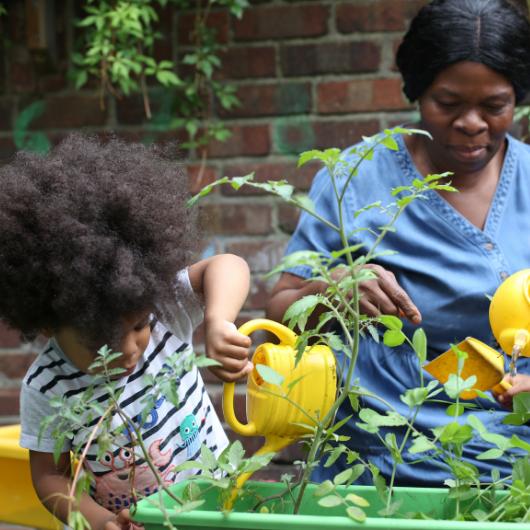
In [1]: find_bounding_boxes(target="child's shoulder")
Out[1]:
[23,340,86,393]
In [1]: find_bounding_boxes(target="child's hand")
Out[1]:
[495,374,530,409]
[103,509,143,530]
[204,319,252,382]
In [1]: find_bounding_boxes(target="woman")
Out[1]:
[266,0,530,486]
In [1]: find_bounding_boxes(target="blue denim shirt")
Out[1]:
[286,133,530,486]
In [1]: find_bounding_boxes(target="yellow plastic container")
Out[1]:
[490,268,530,357]
[0,424,62,529]
[223,319,337,508]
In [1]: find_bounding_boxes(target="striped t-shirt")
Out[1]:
[20,270,228,512]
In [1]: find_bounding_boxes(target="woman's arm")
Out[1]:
[266,272,328,326]
[266,267,421,326]
[188,254,252,382]
[30,451,139,530]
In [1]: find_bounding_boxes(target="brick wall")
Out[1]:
[0,0,429,477]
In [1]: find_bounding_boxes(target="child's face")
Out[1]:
[54,311,152,375]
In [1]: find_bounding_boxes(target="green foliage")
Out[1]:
[40,344,212,529]
[42,125,530,524]
[71,0,248,151]
[13,101,51,154]
[174,440,275,508]
[186,125,530,523]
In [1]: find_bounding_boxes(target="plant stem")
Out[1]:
[67,405,114,515]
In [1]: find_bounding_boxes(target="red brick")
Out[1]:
[210,384,247,422]
[312,119,381,150]
[37,73,68,93]
[0,322,21,348]
[336,0,426,33]
[0,388,20,416]
[216,46,275,80]
[153,3,174,35]
[110,129,188,150]
[277,439,306,462]
[115,91,174,125]
[206,125,270,158]
[199,203,273,235]
[234,5,329,41]
[228,431,268,456]
[221,161,317,196]
[245,276,275,311]
[6,3,25,43]
[153,39,173,63]
[0,98,14,130]
[9,60,36,92]
[392,37,408,73]
[0,352,37,379]
[373,78,411,110]
[317,78,411,114]
[0,137,16,166]
[273,118,380,154]
[225,240,287,273]
[29,95,108,129]
[187,164,220,194]
[218,82,311,119]
[278,203,301,235]
[281,41,381,77]
[178,11,229,45]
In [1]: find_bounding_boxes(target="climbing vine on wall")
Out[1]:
[72,0,247,153]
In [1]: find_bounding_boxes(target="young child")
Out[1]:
[0,135,253,530]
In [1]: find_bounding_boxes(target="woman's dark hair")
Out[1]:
[396,0,530,103]
[0,134,196,348]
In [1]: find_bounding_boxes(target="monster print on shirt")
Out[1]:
[178,414,205,458]
[93,440,173,512]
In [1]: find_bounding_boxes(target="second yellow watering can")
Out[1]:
[425,269,530,399]
[222,318,337,506]
[424,337,511,400]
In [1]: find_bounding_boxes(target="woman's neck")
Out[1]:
[404,134,507,230]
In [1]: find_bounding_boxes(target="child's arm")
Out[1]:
[495,374,530,409]
[30,451,141,530]
[188,254,252,382]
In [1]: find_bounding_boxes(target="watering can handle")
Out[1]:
[222,319,298,436]
[237,318,298,346]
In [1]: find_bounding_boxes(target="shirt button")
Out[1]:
[484,242,494,251]
[500,271,509,280]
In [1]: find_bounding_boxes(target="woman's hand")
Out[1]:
[103,509,144,530]
[495,374,530,409]
[359,264,422,324]
[204,318,252,382]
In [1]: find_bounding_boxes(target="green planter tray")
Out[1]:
[133,479,530,530]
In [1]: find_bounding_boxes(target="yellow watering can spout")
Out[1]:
[224,435,292,510]
[222,318,337,510]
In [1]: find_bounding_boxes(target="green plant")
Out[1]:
[42,126,530,527]
[41,346,273,530]
[13,101,51,154]
[186,125,530,523]
[72,0,246,155]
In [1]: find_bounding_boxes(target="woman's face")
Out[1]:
[417,61,515,175]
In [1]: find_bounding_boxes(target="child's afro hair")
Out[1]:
[0,134,197,348]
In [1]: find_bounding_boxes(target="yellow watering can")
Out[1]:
[425,269,530,399]
[424,337,511,400]
[223,318,337,507]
